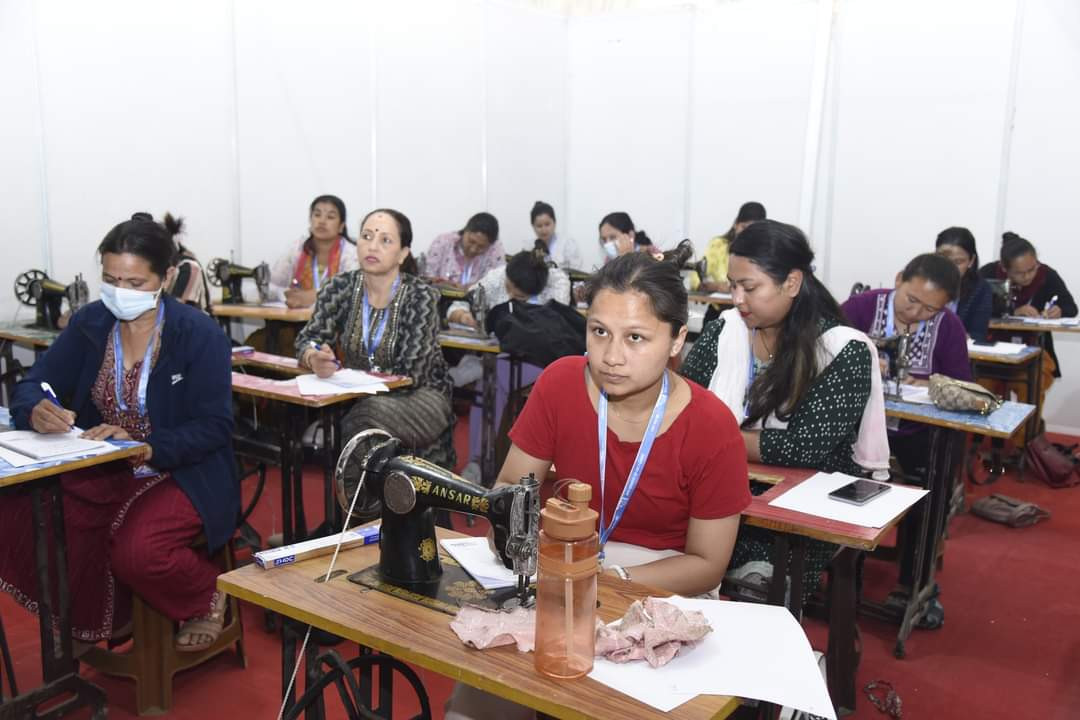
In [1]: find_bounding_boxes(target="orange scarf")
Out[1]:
[292,238,344,291]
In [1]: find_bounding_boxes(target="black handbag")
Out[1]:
[484,299,585,368]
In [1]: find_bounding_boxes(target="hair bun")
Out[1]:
[131,212,153,222]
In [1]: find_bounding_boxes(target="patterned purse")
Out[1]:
[927,374,1003,415]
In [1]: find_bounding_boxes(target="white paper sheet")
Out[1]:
[439,537,535,590]
[708,292,733,301]
[1004,315,1080,327]
[588,598,836,719]
[768,472,927,528]
[0,429,111,461]
[898,384,934,405]
[294,369,389,396]
[967,340,1030,355]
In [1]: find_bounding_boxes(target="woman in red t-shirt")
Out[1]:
[501,250,750,597]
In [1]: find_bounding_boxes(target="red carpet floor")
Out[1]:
[2,424,1078,718]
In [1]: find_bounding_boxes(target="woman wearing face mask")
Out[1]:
[597,212,658,263]
[1,213,238,654]
[978,232,1077,408]
[935,227,992,342]
[297,209,456,482]
[267,195,358,309]
[530,201,581,270]
[842,253,969,629]
[445,249,570,483]
[445,251,749,720]
[681,219,889,602]
[424,212,505,288]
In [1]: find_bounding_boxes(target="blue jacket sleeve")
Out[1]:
[11,319,93,430]
[146,322,234,469]
[967,281,993,342]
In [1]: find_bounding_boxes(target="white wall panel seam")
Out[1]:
[681,4,695,241]
[799,0,837,234]
[817,0,843,290]
[370,14,379,209]
[481,1,490,208]
[29,0,52,275]
[994,0,1027,257]
[228,0,243,261]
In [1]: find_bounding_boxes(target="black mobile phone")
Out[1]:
[828,479,891,506]
[971,339,995,347]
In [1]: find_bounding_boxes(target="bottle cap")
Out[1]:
[541,481,598,542]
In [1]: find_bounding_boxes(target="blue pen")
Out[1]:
[1043,295,1059,317]
[308,341,341,369]
[41,382,73,428]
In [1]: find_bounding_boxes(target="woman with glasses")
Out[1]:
[841,253,971,630]
[978,232,1077,409]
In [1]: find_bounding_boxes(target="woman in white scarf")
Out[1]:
[681,219,889,602]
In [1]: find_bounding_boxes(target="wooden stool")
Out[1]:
[82,541,246,715]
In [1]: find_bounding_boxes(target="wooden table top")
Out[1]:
[989,318,1080,334]
[218,528,739,720]
[232,350,305,376]
[0,322,61,348]
[968,345,1042,365]
[438,332,501,354]
[884,398,1034,439]
[230,371,412,408]
[211,303,313,323]
[0,441,148,488]
[742,463,914,550]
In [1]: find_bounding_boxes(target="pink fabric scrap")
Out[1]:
[594,597,712,668]
[450,605,536,653]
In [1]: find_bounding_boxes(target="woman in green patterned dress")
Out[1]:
[681,219,889,600]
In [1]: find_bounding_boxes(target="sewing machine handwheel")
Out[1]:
[207,258,226,287]
[336,428,394,523]
[15,270,48,306]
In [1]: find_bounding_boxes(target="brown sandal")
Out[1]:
[175,591,227,653]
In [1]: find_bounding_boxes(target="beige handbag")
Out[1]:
[927,373,1003,415]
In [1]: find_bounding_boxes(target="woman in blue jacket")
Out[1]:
[0,213,238,653]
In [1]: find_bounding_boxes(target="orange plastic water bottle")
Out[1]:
[534,482,599,679]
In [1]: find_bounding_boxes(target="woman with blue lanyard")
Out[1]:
[0,213,238,653]
[424,212,505,288]
[842,251,969,629]
[267,194,359,308]
[297,209,456,482]
[445,250,750,720]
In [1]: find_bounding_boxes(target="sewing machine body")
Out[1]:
[337,431,540,610]
[875,331,912,399]
[14,270,89,330]
[207,258,270,304]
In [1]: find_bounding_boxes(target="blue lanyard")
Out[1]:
[112,301,165,417]
[361,274,401,364]
[885,291,926,340]
[311,238,343,291]
[460,260,476,286]
[597,371,669,554]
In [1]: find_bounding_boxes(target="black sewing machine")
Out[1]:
[207,258,270,304]
[335,429,540,614]
[14,270,89,330]
[874,332,912,400]
[987,278,1013,318]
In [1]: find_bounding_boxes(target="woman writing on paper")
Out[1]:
[978,231,1077,408]
[267,194,358,308]
[681,219,889,600]
[446,250,750,720]
[424,212,505,288]
[0,213,238,653]
[296,209,456,479]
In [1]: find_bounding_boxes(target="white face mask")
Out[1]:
[100,283,161,321]
[602,240,618,259]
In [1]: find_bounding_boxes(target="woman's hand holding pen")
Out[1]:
[305,342,341,379]
[30,399,76,434]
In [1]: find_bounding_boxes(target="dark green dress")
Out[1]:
[682,316,874,600]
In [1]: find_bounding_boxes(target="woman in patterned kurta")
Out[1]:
[296,209,456,487]
[682,220,888,602]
